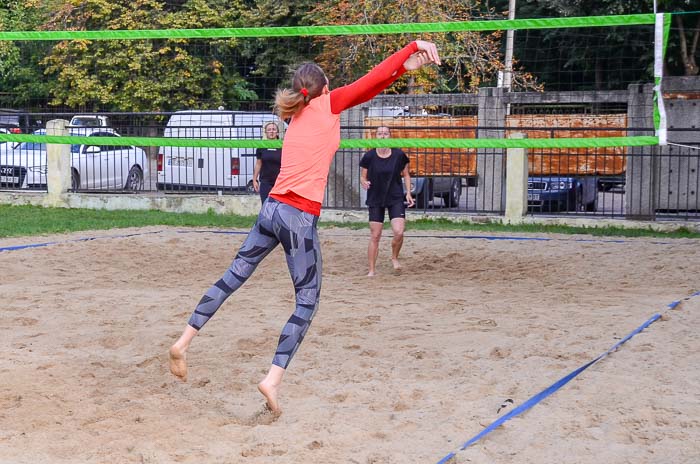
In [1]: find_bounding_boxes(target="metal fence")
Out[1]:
[1,83,698,222]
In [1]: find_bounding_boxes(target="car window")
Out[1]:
[19,142,46,151]
[88,132,127,152]
[72,117,102,127]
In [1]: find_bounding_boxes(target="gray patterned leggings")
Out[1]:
[187,198,322,369]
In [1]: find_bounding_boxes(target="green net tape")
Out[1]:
[0,14,656,41]
[0,134,658,149]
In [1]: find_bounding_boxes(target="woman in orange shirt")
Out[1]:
[169,40,440,415]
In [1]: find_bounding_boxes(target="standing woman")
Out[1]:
[252,121,283,203]
[168,40,440,415]
[360,126,414,276]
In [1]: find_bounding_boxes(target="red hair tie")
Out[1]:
[300,88,309,97]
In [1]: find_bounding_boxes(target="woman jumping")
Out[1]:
[168,40,441,415]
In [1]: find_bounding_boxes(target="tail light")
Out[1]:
[157,153,163,171]
[230,158,240,175]
[10,128,21,134]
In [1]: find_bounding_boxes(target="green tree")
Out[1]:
[491,0,698,90]
[42,0,256,111]
[236,0,318,105]
[307,0,539,94]
[0,0,53,109]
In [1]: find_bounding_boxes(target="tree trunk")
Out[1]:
[676,15,699,76]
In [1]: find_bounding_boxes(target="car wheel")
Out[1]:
[585,198,597,212]
[443,178,462,207]
[124,166,144,190]
[414,191,429,209]
[71,170,80,191]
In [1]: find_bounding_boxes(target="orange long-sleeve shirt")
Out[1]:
[269,41,419,216]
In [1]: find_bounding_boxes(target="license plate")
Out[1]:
[167,158,193,167]
[0,175,19,184]
[527,193,540,201]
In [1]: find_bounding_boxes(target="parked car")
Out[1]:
[69,114,111,128]
[157,110,284,192]
[410,176,463,208]
[527,176,597,212]
[0,128,148,190]
[0,109,22,135]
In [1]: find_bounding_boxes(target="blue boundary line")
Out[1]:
[176,229,680,245]
[1,229,689,253]
[0,231,163,253]
[436,291,700,464]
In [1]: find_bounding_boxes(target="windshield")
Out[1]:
[72,117,103,127]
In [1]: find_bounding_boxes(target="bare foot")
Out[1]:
[391,258,402,271]
[169,345,188,382]
[257,380,281,414]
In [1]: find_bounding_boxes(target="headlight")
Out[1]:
[28,165,47,174]
[549,181,572,190]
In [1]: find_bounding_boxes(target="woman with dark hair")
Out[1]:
[361,125,414,276]
[169,40,440,415]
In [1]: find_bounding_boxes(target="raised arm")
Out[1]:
[330,41,440,114]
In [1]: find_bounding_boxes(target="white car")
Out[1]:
[0,128,148,191]
[69,115,110,128]
[158,110,284,192]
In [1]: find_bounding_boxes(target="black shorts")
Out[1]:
[368,203,406,223]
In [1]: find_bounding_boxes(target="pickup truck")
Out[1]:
[365,112,627,212]
[364,114,474,208]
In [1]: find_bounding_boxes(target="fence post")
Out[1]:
[505,133,528,222]
[477,87,507,212]
[626,83,656,219]
[45,119,71,207]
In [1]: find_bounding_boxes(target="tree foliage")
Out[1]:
[235,0,318,105]
[307,0,539,94]
[41,0,256,111]
[0,0,697,112]
[515,0,697,88]
[0,0,54,108]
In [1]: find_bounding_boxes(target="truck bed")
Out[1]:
[364,114,627,177]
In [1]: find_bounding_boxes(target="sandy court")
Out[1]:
[1,225,699,463]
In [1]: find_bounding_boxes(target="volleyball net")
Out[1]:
[0,12,674,151]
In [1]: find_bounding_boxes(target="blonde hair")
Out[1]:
[274,63,327,120]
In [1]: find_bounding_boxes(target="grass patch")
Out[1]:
[1,204,698,239]
[0,204,256,238]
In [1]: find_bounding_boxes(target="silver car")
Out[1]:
[0,128,148,191]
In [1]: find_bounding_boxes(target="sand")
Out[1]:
[1,226,699,463]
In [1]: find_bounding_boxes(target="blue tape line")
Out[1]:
[0,231,163,253]
[177,230,249,235]
[435,294,700,464]
[403,234,672,245]
[177,230,681,245]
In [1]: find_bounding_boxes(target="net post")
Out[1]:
[653,12,668,146]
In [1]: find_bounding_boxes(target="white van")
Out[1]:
[157,110,284,192]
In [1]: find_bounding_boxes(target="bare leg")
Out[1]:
[258,364,285,414]
[367,221,383,276]
[169,325,198,382]
[390,217,406,271]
